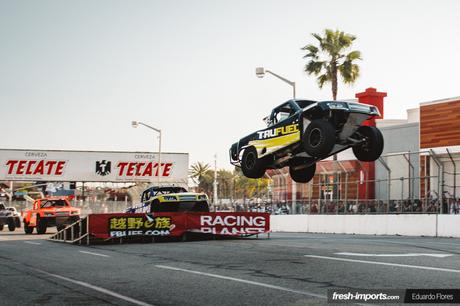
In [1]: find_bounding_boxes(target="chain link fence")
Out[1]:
[213,150,460,215]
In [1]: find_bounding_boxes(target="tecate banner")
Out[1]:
[0,149,188,183]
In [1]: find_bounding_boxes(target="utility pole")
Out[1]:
[213,154,218,208]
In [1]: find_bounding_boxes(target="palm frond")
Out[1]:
[304,60,325,75]
[346,50,361,61]
[339,62,360,84]
[317,73,330,88]
[301,44,319,59]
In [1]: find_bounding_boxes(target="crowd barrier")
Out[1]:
[270,214,460,238]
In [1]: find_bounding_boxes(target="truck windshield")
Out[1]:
[151,201,209,213]
[41,200,68,208]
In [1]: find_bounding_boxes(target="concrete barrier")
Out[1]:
[270,215,308,232]
[437,215,460,237]
[271,214,458,237]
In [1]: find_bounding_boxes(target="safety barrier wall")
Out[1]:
[271,214,460,237]
[437,215,460,238]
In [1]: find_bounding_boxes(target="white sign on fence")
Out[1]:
[0,149,188,183]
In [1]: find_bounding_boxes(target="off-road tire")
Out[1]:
[303,120,336,158]
[289,159,316,183]
[15,218,21,228]
[7,218,15,231]
[36,216,47,234]
[24,222,33,234]
[241,146,266,179]
[0,224,3,231]
[352,126,384,162]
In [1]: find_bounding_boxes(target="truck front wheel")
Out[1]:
[36,216,47,234]
[241,147,266,179]
[24,222,33,234]
[303,120,336,158]
[7,218,15,231]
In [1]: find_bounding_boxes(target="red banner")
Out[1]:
[88,212,270,239]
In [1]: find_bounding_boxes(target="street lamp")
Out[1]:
[131,121,162,187]
[255,67,296,98]
[255,67,297,213]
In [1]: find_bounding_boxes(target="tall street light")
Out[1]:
[131,121,162,187]
[255,67,296,98]
[255,67,297,214]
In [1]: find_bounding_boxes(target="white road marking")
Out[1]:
[362,238,460,248]
[155,265,326,299]
[79,250,110,258]
[24,241,41,245]
[29,267,153,306]
[335,252,453,258]
[305,255,460,273]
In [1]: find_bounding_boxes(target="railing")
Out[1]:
[49,216,89,245]
[214,197,460,215]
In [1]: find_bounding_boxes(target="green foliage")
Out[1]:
[189,162,270,199]
[301,29,361,99]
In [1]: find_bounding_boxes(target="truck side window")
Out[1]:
[271,104,293,125]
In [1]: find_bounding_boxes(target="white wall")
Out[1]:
[437,215,460,237]
[271,214,458,238]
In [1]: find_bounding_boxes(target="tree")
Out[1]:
[190,162,210,185]
[301,29,361,100]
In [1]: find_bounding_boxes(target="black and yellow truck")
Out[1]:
[127,186,210,213]
[230,99,383,182]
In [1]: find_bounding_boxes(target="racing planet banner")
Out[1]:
[186,212,270,236]
[88,212,270,239]
[0,149,188,183]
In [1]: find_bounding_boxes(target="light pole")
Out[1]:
[213,154,218,208]
[255,67,297,214]
[132,121,162,187]
[255,67,296,98]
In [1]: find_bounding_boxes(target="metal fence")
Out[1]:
[214,149,460,215]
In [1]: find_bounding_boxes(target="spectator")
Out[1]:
[310,203,318,214]
[450,199,459,214]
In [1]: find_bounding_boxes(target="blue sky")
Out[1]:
[1,0,459,169]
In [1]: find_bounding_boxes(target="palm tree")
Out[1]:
[190,162,210,185]
[301,29,361,100]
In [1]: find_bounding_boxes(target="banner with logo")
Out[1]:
[89,213,187,239]
[186,212,270,236]
[0,149,188,183]
[88,212,270,239]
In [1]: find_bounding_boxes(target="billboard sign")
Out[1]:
[0,149,188,183]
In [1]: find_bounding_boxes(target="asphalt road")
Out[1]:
[1,229,460,305]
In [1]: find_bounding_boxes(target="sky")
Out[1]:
[1,0,459,170]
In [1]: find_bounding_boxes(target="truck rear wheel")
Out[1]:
[289,160,316,183]
[241,147,266,179]
[36,216,47,234]
[0,224,3,231]
[303,120,336,158]
[352,126,384,162]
